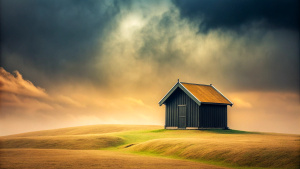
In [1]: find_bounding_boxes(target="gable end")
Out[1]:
[159,82,201,106]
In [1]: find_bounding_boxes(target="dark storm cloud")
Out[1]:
[0,0,299,136]
[1,0,124,86]
[172,0,299,32]
[118,7,299,92]
[1,0,299,93]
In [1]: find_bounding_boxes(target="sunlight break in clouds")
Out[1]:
[1,0,299,135]
[96,3,298,93]
[0,67,160,135]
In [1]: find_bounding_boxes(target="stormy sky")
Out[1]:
[0,0,299,135]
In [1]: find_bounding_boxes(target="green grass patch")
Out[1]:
[149,129,166,133]
[107,129,299,169]
[119,149,279,169]
[206,129,259,134]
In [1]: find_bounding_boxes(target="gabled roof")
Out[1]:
[158,81,233,106]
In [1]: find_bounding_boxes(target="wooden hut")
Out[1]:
[159,80,233,129]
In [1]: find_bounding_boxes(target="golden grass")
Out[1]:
[5,124,161,137]
[0,149,229,169]
[1,125,299,169]
[1,134,124,149]
[129,133,300,169]
[0,124,160,150]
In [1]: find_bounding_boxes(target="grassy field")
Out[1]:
[1,124,299,169]
[0,149,229,169]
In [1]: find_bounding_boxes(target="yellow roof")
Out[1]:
[181,83,231,104]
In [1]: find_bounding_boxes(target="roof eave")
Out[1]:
[158,82,180,106]
[201,102,233,106]
[210,84,234,106]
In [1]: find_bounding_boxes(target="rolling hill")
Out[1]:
[1,124,299,169]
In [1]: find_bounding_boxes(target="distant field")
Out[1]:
[1,125,161,150]
[5,124,162,137]
[1,124,299,169]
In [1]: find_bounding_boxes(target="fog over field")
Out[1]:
[0,0,299,135]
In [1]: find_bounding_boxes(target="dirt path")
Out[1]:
[0,149,231,169]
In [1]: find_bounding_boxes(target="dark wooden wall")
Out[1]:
[199,104,227,128]
[165,88,199,127]
[164,88,227,129]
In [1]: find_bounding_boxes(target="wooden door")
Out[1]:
[178,105,186,128]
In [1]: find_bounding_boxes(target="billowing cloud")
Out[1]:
[0,0,299,135]
[96,3,299,92]
[0,67,48,98]
[1,0,298,92]
[0,67,161,135]
[0,67,52,114]
[0,67,86,111]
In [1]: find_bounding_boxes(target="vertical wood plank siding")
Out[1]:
[165,87,228,129]
[165,88,199,127]
[199,104,227,128]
